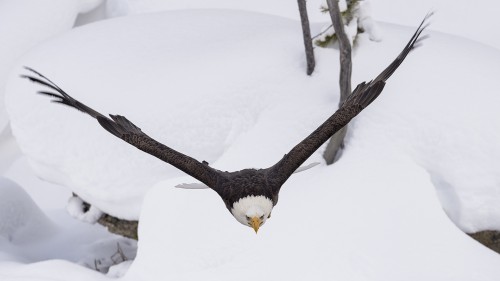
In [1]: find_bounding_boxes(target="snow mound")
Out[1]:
[128,157,500,280]
[0,177,54,244]
[67,196,103,223]
[0,0,103,134]
[349,28,500,233]
[6,10,323,220]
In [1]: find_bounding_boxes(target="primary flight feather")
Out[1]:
[22,16,429,233]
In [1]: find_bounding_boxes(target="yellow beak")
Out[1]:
[250,217,262,234]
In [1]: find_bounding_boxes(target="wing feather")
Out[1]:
[267,15,430,189]
[23,69,221,188]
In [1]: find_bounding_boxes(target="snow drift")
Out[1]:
[3,9,500,281]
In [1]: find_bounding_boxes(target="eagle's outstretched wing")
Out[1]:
[22,67,222,188]
[267,15,430,189]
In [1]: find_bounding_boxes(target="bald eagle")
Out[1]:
[22,16,428,233]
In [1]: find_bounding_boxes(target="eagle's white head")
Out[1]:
[231,195,273,233]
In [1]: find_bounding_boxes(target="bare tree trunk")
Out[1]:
[297,0,315,75]
[322,0,352,164]
[322,126,347,164]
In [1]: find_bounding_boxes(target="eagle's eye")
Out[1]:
[259,215,264,220]
[245,215,250,221]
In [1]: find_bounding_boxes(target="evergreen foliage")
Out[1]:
[315,0,364,47]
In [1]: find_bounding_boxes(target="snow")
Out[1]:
[78,0,104,14]
[345,16,359,45]
[104,0,500,49]
[0,2,500,281]
[369,0,500,49]
[7,10,315,220]
[0,177,54,243]
[0,176,136,274]
[9,10,499,232]
[357,1,382,41]
[128,155,500,280]
[338,0,348,12]
[67,196,103,224]
[0,126,21,175]
[314,1,381,47]
[106,0,328,21]
[349,28,500,232]
[0,0,104,134]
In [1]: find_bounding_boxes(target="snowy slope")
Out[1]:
[3,8,500,281]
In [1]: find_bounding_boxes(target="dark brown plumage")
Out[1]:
[22,15,429,231]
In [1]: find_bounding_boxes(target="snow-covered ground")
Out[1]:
[1,1,500,281]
